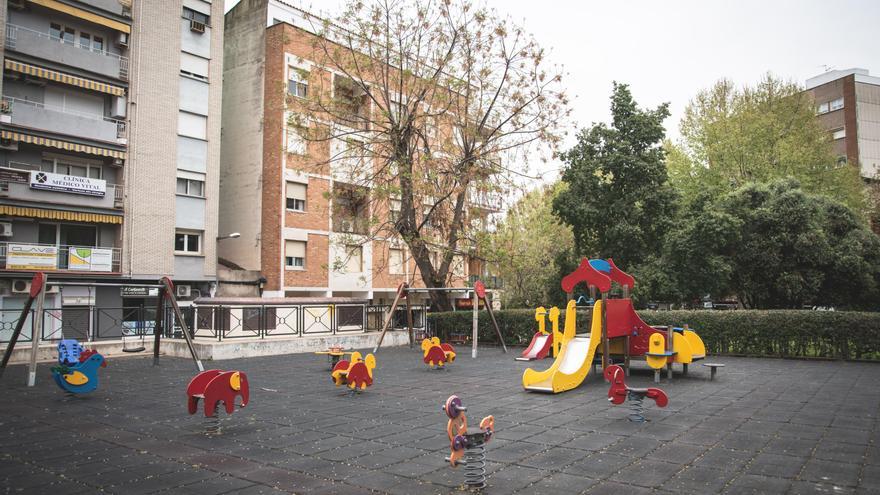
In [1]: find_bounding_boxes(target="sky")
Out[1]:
[226,0,880,183]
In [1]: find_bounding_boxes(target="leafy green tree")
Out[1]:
[668,75,867,215]
[667,179,880,309]
[553,83,677,269]
[482,183,574,308]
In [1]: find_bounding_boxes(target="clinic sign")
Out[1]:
[68,247,113,272]
[6,244,58,270]
[29,171,106,197]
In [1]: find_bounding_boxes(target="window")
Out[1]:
[832,128,846,140]
[344,245,363,273]
[288,67,308,98]
[423,206,435,229]
[178,112,207,140]
[389,248,405,275]
[43,158,103,179]
[50,23,62,40]
[79,33,90,49]
[182,7,210,25]
[285,240,305,268]
[62,26,75,44]
[816,102,829,115]
[176,178,205,197]
[390,199,401,223]
[181,52,209,81]
[286,182,306,211]
[830,97,844,111]
[175,231,201,254]
[92,36,104,53]
[286,126,306,154]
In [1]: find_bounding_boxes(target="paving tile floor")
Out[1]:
[0,344,878,494]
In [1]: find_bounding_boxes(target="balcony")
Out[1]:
[332,216,370,236]
[468,189,503,211]
[5,24,129,81]
[0,242,121,273]
[0,166,123,210]
[3,96,125,145]
[469,274,503,289]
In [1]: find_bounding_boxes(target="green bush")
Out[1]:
[428,309,880,360]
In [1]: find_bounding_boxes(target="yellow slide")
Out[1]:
[522,299,603,393]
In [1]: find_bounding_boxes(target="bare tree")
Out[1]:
[288,0,569,310]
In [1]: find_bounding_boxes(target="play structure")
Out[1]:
[442,395,495,489]
[515,306,557,361]
[421,337,456,369]
[372,281,507,358]
[187,369,249,434]
[522,258,706,393]
[315,346,353,370]
[605,364,668,422]
[50,339,107,395]
[0,273,204,388]
[331,351,376,393]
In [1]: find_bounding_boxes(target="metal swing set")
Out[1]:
[0,273,204,387]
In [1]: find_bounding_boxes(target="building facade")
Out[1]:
[220,0,500,306]
[805,68,880,181]
[0,0,223,340]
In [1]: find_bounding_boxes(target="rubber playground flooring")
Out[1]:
[1,344,879,494]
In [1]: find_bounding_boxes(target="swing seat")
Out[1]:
[123,346,146,353]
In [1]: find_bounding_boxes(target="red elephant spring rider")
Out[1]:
[422,337,456,370]
[331,351,376,394]
[443,395,495,489]
[186,370,249,434]
[605,364,668,422]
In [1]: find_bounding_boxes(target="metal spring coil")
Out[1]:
[463,443,487,489]
[627,391,646,423]
[205,403,221,435]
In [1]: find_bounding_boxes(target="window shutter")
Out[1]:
[286,182,307,200]
[286,240,306,258]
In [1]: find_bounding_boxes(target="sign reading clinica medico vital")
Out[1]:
[29,171,106,197]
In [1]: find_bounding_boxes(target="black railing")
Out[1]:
[0,304,428,343]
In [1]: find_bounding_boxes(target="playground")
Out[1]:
[1,347,878,494]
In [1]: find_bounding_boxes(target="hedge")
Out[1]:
[427,309,880,360]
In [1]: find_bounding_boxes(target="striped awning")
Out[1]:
[5,59,125,96]
[0,206,123,224]
[29,0,131,34]
[0,130,126,160]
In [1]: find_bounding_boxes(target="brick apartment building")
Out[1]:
[219,0,501,306]
[0,0,224,339]
[805,68,880,230]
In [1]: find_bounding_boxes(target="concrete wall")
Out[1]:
[218,0,268,272]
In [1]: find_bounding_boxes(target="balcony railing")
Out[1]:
[0,242,121,273]
[5,24,129,80]
[3,96,125,144]
[0,165,123,209]
[332,216,370,235]
[469,274,503,289]
[468,189,503,211]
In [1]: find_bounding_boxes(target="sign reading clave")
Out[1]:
[29,171,106,197]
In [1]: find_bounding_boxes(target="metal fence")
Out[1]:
[0,303,428,343]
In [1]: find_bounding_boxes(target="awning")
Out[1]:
[0,206,123,224]
[28,0,131,33]
[5,59,125,96]
[0,130,126,160]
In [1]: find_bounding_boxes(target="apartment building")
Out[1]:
[0,0,223,338]
[220,0,500,306]
[805,68,880,180]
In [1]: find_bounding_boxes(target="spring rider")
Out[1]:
[186,370,250,434]
[422,337,456,370]
[442,395,495,489]
[605,364,668,422]
[51,339,107,395]
[331,351,376,394]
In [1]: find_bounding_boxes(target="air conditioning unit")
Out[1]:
[189,20,206,34]
[176,284,192,298]
[0,222,12,237]
[9,0,26,10]
[12,280,59,295]
[0,139,18,151]
[115,32,129,48]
